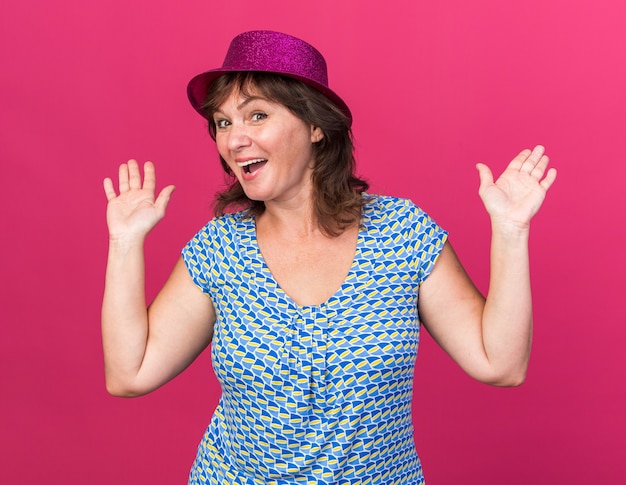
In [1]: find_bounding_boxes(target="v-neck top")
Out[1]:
[182,195,448,485]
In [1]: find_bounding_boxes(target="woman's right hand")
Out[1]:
[103,160,175,241]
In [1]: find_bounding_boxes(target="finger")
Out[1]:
[540,167,557,191]
[128,159,142,190]
[103,177,117,201]
[520,145,545,173]
[143,161,156,193]
[118,162,130,192]
[154,185,176,214]
[530,154,550,179]
[508,149,532,171]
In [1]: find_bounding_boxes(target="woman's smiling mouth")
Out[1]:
[237,158,268,174]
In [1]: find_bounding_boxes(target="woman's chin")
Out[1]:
[240,188,268,203]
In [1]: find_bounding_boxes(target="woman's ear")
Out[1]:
[310,126,324,143]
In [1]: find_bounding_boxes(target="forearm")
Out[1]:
[101,237,150,395]
[481,224,533,385]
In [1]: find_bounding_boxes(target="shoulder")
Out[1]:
[363,193,438,228]
[189,210,251,240]
[364,194,447,262]
[183,210,253,259]
[182,210,253,283]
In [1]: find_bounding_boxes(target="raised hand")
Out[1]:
[476,145,557,230]
[103,160,176,241]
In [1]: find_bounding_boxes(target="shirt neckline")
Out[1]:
[237,197,377,311]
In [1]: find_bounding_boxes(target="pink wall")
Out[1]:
[1,0,624,483]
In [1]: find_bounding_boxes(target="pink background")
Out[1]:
[1,0,625,483]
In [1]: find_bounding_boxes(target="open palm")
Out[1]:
[477,146,557,230]
[103,160,175,241]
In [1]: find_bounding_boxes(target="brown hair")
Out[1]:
[200,72,369,237]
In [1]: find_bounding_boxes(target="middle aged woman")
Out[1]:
[102,30,557,485]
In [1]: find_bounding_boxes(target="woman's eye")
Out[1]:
[214,119,230,129]
[251,112,267,122]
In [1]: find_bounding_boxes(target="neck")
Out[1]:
[258,200,320,238]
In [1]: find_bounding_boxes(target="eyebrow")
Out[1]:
[237,96,266,110]
[213,95,268,117]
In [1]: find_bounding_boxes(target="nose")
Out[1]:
[227,122,252,152]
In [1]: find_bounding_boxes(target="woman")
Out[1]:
[102,31,557,484]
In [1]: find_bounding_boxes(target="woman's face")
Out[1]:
[213,88,323,206]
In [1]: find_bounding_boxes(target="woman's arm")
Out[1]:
[418,146,557,386]
[102,160,215,397]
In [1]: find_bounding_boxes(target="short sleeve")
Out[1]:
[405,200,448,284]
[181,220,220,296]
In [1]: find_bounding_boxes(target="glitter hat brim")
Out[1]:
[187,31,352,125]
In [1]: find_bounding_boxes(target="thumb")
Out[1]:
[475,163,494,194]
[155,185,176,214]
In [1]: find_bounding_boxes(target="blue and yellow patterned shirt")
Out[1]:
[182,195,448,485]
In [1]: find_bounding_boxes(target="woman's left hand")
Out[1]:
[476,145,557,230]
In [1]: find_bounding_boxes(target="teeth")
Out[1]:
[237,158,266,167]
